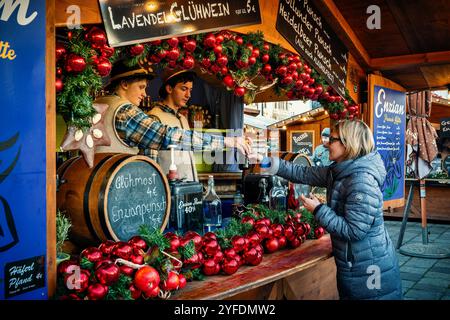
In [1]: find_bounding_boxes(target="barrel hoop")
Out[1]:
[83,155,114,242]
[98,155,132,241]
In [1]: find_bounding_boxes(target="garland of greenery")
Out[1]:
[56,26,359,131]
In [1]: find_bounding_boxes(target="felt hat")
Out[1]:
[108,59,155,84]
[161,68,196,84]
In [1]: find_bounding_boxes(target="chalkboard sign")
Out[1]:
[99,0,261,47]
[443,156,450,174]
[290,130,314,155]
[276,0,348,97]
[440,117,450,138]
[4,256,45,299]
[372,86,406,201]
[105,160,170,241]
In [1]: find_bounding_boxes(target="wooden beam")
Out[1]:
[46,0,57,298]
[371,51,450,70]
[320,0,371,68]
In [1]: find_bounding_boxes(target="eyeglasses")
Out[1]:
[329,136,342,144]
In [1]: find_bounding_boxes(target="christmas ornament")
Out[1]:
[66,54,86,73]
[86,26,107,48]
[59,103,111,168]
[56,42,66,61]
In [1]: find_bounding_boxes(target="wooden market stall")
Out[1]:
[3,0,450,301]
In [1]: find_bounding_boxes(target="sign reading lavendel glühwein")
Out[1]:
[98,0,261,47]
[276,0,348,97]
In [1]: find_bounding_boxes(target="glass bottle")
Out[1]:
[202,175,222,233]
[258,178,270,208]
[232,189,244,219]
[269,177,287,212]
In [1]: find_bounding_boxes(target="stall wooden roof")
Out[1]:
[55,0,450,94]
[317,0,450,91]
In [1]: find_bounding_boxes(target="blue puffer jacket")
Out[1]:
[266,151,402,300]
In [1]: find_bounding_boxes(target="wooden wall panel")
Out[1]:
[46,0,57,298]
[55,0,101,26]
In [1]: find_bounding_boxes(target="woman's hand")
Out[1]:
[300,193,321,213]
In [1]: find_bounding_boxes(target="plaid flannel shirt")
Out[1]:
[115,104,224,151]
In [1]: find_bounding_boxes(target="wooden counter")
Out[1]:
[173,234,338,300]
[385,179,450,222]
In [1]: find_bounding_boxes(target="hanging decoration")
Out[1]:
[56,26,360,166]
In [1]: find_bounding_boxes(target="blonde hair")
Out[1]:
[332,120,374,160]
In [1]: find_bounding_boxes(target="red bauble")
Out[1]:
[215,34,224,44]
[263,43,270,51]
[202,238,219,256]
[66,54,86,73]
[160,271,180,291]
[130,44,145,56]
[95,57,112,77]
[183,39,197,52]
[129,284,142,300]
[87,283,108,300]
[64,269,90,293]
[201,57,211,68]
[264,237,280,253]
[251,48,260,58]
[248,56,256,65]
[167,37,179,48]
[216,55,228,67]
[261,53,270,63]
[101,45,115,58]
[178,274,187,289]
[213,44,222,55]
[81,247,103,262]
[98,240,117,255]
[128,235,148,251]
[276,66,287,76]
[134,265,160,292]
[202,258,218,276]
[223,75,235,88]
[56,67,63,76]
[95,262,120,286]
[55,77,64,92]
[112,242,133,260]
[203,33,216,48]
[231,235,247,253]
[167,48,180,61]
[87,27,107,48]
[182,55,195,69]
[234,86,246,97]
[314,227,325,239]
[55,42,66,61]
[222,258,239,275]
[235,36,243,46]
[262,64,272,74]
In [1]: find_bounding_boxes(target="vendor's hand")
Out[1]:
[247,152,264,164]
[224,136,252,156]
[300,193,321,213]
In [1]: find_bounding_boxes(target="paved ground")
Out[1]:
[384,219,450,300]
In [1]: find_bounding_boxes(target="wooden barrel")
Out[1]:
[57,153,171,246]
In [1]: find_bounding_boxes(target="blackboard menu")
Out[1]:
[291,130,314,155]
[276,0,348,97]
[372,86,406,201]
[99,0,261,47]
[107,161,169,241]
[4,256,45,299]
[440,117,450,138]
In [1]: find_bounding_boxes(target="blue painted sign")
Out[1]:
[0,0,47,299]
[373,86,406,201]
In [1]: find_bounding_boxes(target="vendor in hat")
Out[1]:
[94,61,251,157]
[311,127,331,167]
[145,69,198,181]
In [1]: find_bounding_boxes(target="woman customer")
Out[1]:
[257,120,402,300]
